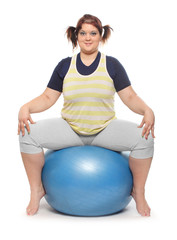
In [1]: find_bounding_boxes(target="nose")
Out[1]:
[85,33,91,40]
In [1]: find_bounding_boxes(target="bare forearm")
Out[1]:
[18,88,61,135]
[118,87,152,115]
[21,94,52,113]
[20,88,61,114]
[126,94,151,115]
[118,86,155,139]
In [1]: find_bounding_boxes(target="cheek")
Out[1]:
[95,36,102,42]
[77,38,83,47]
[94,38,101,45]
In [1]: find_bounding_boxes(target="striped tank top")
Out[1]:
[61,53,117,135]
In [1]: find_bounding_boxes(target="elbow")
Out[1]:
[42,89,60,108]
[118,86,137,106]
[43,92,50,101]
[123,91,137,107]
[42,93,54,108]
[127,91,137,102]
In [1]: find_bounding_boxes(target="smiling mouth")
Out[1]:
[85,43,92,46]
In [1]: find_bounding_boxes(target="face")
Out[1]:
[77,23,101,54]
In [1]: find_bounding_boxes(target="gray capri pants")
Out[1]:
[19,118,154,159]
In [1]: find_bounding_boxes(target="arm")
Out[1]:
[118,86,155,139]
[18,87,61,136]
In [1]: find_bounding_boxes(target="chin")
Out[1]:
[81,48,98,54]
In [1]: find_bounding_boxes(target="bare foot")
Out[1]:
[131,189,151,217]
[26,186,45,216]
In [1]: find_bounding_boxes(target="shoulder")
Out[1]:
[54,57,72,76]
[106,55,125,72]
[58,56,72,66]
[106,55,128,79]
[47,57,72,92]
[105,54,131,92]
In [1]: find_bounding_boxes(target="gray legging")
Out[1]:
[19,118,154,159]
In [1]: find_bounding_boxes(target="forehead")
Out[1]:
[80,23,99,31]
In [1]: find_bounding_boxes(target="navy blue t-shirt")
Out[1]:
[47,52,131,92]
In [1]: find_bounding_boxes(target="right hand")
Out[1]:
[18,105,36,136]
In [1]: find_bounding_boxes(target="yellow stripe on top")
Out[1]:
[61,53,116,135]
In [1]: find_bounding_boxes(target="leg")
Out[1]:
[21,152,45,216]
[91,119,154,216]
[129,156,152,216]
[19,118,83,215]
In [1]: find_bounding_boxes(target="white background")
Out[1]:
[1,0,177,239]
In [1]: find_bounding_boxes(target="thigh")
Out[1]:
[29,118,84,150]
[91,119,142,152]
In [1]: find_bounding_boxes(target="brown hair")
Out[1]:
[66,14,113,49]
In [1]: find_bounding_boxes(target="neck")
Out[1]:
[80,50,99,66]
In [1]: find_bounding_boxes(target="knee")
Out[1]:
[19,126,42,154]
[131,133,154,159]
[19,127,29,144]
[141,133,154,148]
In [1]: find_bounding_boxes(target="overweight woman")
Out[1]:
[18,14,155,216]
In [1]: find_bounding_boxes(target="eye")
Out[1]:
[90,32,97,36]
[80,31,86,36]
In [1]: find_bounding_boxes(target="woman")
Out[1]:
[18,14,155,217]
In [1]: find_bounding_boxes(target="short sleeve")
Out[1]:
[106,56,131,92]
[47,57,71,92]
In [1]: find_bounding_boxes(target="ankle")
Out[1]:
[30,184,44,193]
[132,187,145,195]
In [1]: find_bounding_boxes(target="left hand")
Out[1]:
[138,108,155,139]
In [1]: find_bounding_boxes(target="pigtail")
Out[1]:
[66,26,77,49]
[102,25,113,43]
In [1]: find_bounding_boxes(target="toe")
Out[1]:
[26,208,31,216]
[26,207,38,216]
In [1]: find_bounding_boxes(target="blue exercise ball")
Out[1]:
[42,146,133,216]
